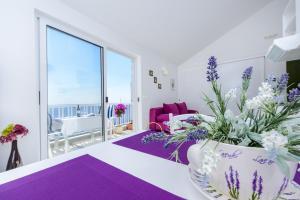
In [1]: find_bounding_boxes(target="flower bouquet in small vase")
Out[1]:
[142,56,300,199]
[0,124,28,171]
[114,103,126,134]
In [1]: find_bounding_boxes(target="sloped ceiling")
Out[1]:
[61,0,273,65]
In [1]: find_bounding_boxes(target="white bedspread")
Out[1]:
[0,131,205,200]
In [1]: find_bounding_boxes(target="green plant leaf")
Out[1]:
[239,136,251,146]
[247,132,262,145]
[288,131,300,139]
[228,131,238,139]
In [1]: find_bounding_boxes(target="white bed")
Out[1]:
[0,130,205,200]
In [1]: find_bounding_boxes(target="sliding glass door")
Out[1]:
[39,19,104,159]
[106,50,135,139]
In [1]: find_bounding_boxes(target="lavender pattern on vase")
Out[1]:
[275,177,289,199]
[225,166,240,199]
[249,171,263,200]
[252,155,274,165]
[219,149,242,159]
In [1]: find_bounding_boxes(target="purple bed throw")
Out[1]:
[114,131,300,185]
[0,155,182,200]
[113,131,195,165]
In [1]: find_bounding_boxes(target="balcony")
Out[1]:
[47,103,133,157]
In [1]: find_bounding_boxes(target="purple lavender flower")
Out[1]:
[283,178,289,190]
[258,176,263,197]
[141,132,165,144]
[276,177,289,198]
[277,178,285,196]
[225,166,240,199]
[235,171,240,191]
[186,129,208,141]
[278,73,289,92]
[266,74,277,83]
[225,172,231,190]
[206,56,219,82]
[163,138,171,148]
[252,171,258,192]
[242,66,253,80]
[288,87,300,102]
[229,166,235,186]
[249,171,264,200]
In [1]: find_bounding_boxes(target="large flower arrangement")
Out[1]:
[0,124,28,143]
[1,123,28,170]
[143,56,300,177]
[114,103,126,117]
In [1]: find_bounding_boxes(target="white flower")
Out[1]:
[246,82,275,110]
[246,96,261,109]
[259,82,274,96]
[257,82,275,104]
[261,130,288,152]
[225,88,237,100]
[197,149,220,175]
[224,109,235,121]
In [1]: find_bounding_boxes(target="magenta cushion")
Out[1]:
[163,103,179,115]
[156,114,169,122]
[176,102,188,114]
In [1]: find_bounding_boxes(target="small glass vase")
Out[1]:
[6,140,22,171]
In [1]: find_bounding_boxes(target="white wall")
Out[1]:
[297,0,300,33]
[0,0,177,171]
[177,0,288,115]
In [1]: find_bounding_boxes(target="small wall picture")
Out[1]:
[149,70,154,76]
[158,83,162,89]
[154,77,157,83]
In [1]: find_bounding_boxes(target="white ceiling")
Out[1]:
[61,0,273,65]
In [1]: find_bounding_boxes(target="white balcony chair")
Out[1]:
[106,117,115,140]
[48,116,63,158]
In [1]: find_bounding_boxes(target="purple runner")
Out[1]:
[0,155,182,200]
[114,132,300,185]
[113,131,195,165]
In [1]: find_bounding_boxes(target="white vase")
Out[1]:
[187,140,298,200]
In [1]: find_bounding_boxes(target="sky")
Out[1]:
[107,51,132,104]
[47,27,132,105]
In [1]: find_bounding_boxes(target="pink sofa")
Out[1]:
[149,102,198,132]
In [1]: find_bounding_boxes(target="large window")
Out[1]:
[39,18,139,159]
[42,26,104,158]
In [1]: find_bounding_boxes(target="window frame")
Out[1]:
[38,16,105,159]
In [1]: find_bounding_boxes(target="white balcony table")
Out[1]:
[0,131,204,199]
[61,115,102,152]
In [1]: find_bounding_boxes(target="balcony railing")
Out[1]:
[48,103,132,126]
